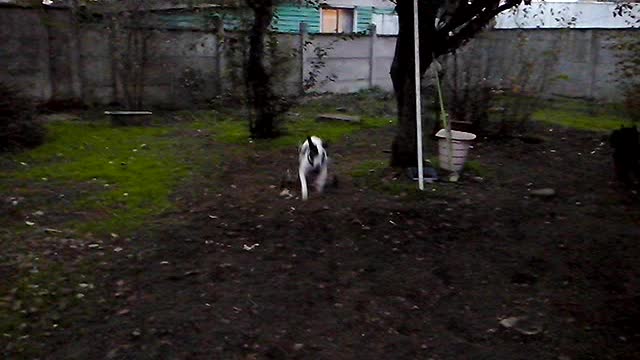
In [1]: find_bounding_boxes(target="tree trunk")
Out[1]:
[390,57,421,168]
[247,0,277,139]
[389,1,434,168]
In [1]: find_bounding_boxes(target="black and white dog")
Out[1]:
[299,136,328,200]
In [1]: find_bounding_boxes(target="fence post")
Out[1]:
[299,22,308,95]
[107,16,121,105]
[587,30,599,100]
[69,0,84,102]
[36,9,53,102]
[369,23,377,88]
[215,16,225,96]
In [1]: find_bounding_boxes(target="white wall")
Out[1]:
[372,13,398,35]
[495,1,640,29]
[371,1,640,33]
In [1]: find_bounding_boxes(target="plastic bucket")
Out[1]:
[435,129,477,172]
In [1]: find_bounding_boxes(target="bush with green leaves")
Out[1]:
[0,83,45,152]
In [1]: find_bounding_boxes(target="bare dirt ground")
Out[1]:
[6,122,640,360]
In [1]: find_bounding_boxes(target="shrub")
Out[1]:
[0,83,45,152]
[446,82,495,134]
[492,88,540,137]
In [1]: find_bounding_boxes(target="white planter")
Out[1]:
[435,129,477,172]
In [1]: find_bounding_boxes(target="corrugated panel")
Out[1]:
[219,14,245,32]
[205,12,248,32]
[356,6,372,33]
[155,14,206,30]
[273,4,320,33]
[147,12,246,31]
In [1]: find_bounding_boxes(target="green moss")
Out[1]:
[532,108,634,132]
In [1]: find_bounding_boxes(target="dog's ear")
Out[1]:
[307,136,318,154]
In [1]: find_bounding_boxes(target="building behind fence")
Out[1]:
[0,3,637,109]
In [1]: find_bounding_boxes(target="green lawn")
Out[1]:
[187,111,394,149]
[2,94,632,238]
[532,108,633,132]
[531,98,634,132]
[1,120,193,234]
[2,93,397,236]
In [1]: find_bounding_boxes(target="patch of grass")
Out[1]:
[430,158,491,178]
[187,110,395,149]
[351,160,388,178]
[296,88,397,119]
[532,108,634,132]
[428,157,491,178]
[546,97,626,116]
[206,119,251,145]
[360,176,417,197]
[268,116,394,149]
[463,160,492,178]
[377,180,419,197]
[485,96,633,134]
[0,118,201,356]
[1,121,191,234]
[351,160,442,199]
[185,90,397,149]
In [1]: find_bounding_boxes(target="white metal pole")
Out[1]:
[413,0,424,190]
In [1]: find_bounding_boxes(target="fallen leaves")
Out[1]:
[499,316,543,336]
[243,244,260,251]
